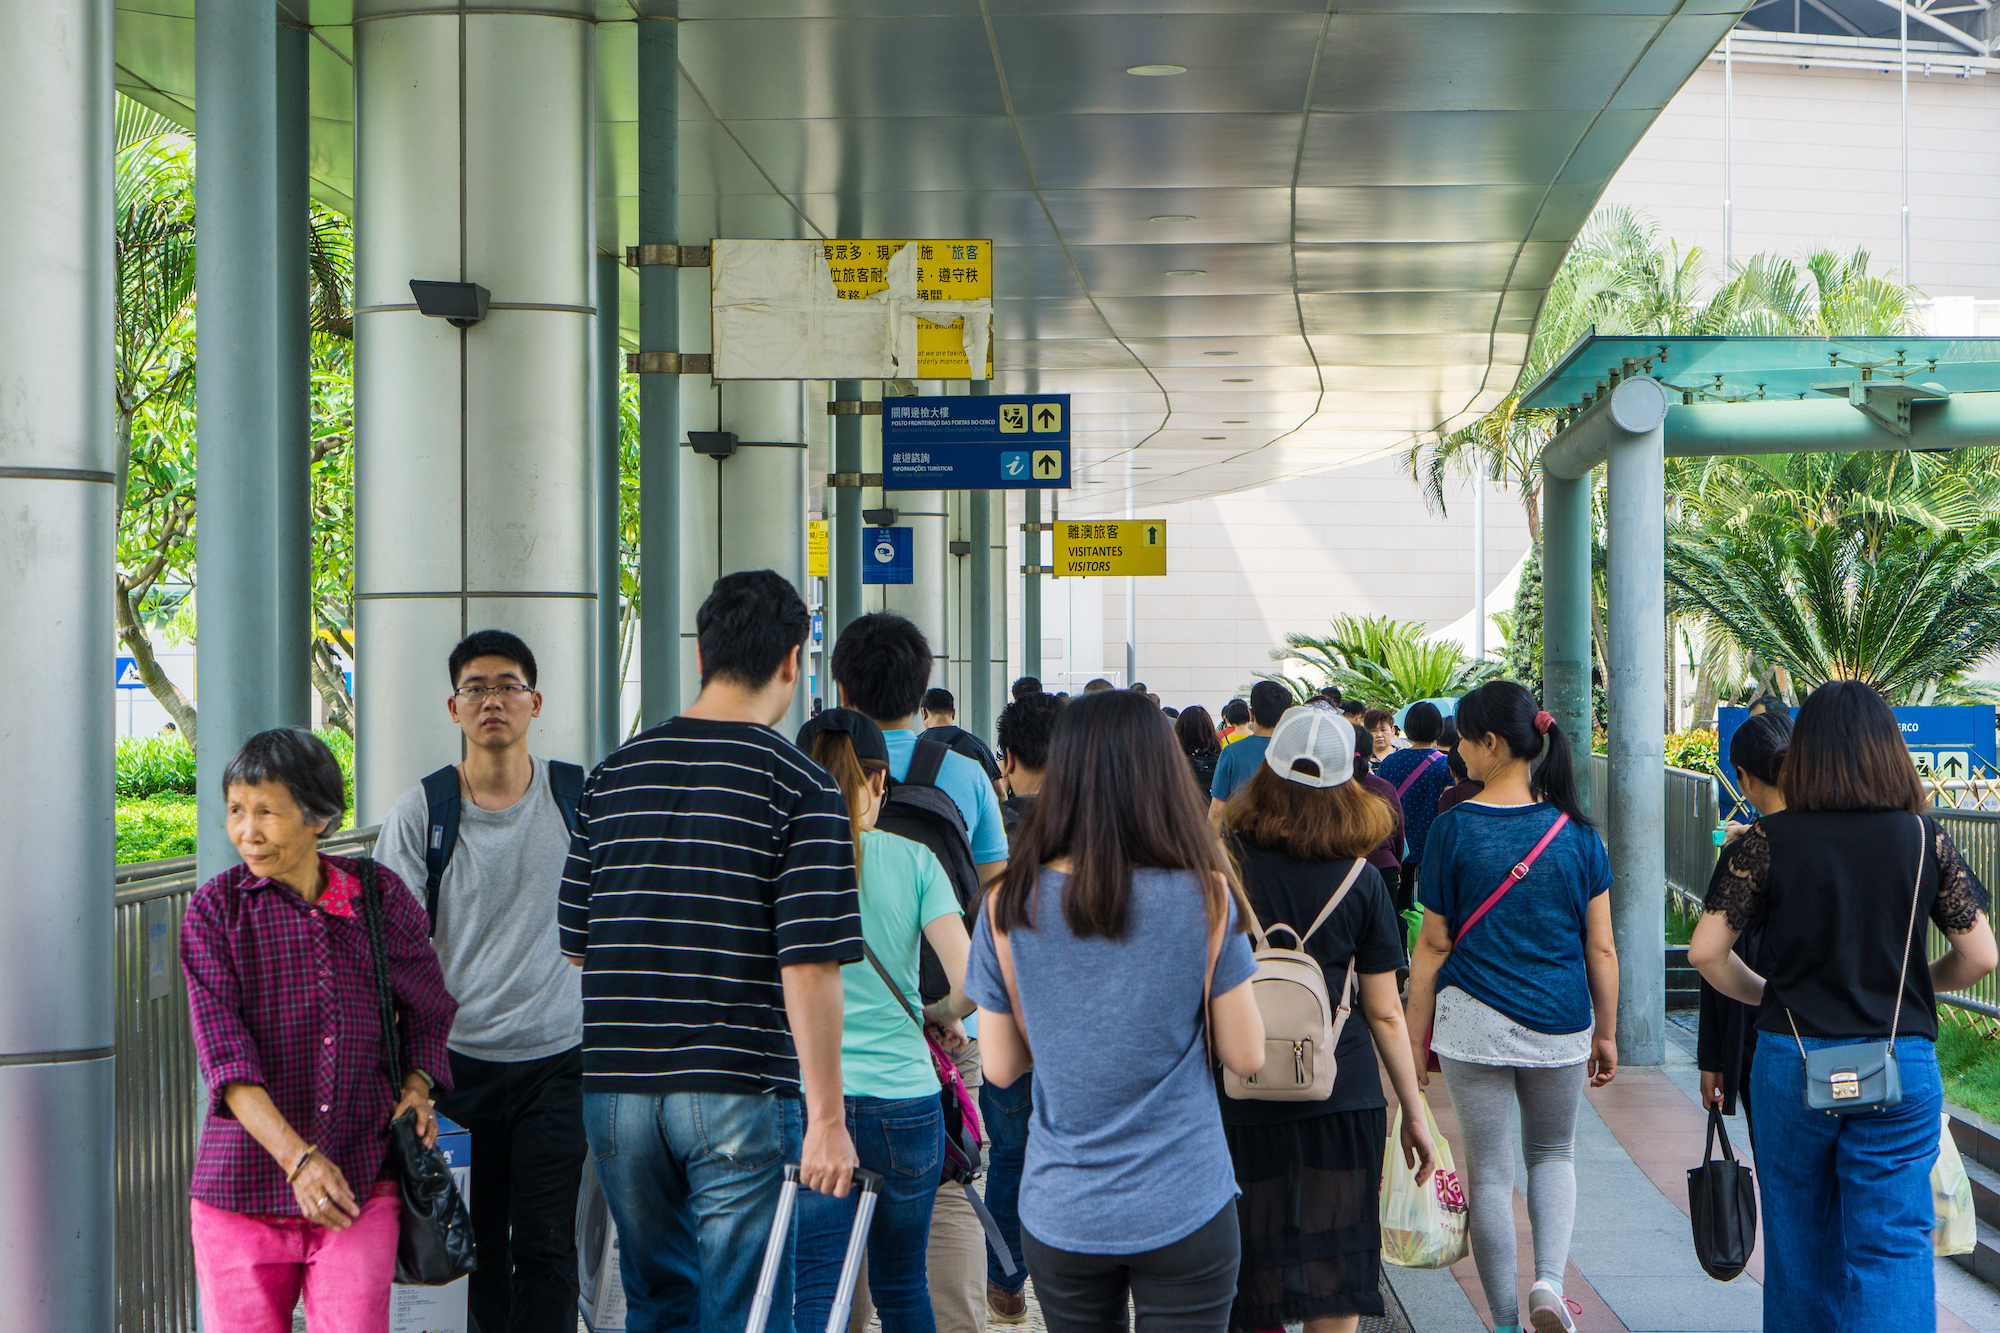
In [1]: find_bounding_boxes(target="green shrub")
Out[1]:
[116,795,198,864]
[1937,1020,2000,1125]
[116,733,197,798]
[1664,727,1718,774]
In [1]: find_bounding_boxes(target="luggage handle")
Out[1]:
[746,1165,886,1333]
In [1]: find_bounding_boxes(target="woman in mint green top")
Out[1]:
[793,709,974,1333]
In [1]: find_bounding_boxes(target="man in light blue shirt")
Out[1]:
[1208,679,1292,824]
[831,613,1009,875]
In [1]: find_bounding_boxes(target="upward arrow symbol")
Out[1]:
[1037,406,1057,429]
[1036,453,1058,475]
[1146,526,1158,543]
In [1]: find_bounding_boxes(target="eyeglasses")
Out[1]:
[454,684,533,701]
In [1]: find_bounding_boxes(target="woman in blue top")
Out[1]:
[966,689,1268,1331]
[793,709,976,1333]
[1404,681,1619,1333]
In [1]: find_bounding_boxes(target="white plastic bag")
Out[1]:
[1380,1097,1470,1269]
[1935,1112,1977,1258]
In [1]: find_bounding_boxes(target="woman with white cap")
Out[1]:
[1404,680,1618,1333]
[1218,707,1435,1333]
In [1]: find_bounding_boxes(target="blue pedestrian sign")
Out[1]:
[1718,703,1998,817]
[882,395,1071,491]
[862,526,913,585]
[115,656,144,690]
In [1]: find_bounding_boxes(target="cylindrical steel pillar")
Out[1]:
[0,1,115,1323]
[1606,402,1668,1068]
[968,491,993,741]
[637,13,680,729]
[679,383,810,733]
[353,0,595,821]
[596,252,622,758]
[1540,467,1593,807]
[196,2,313,875]
[884,484,948,680]
[833,382,864,636]
[1023,489,1043,680]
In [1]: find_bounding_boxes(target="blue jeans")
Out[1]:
[979,1071,1033,1294]
[583,1090,804,1333]
[794,1094,942,1333]
[1749,1031,1942,1333]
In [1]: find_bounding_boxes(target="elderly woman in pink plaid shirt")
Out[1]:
[181,729,458,1333]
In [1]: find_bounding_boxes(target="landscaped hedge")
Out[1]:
[116,733,197,798]
[114,729,357,864]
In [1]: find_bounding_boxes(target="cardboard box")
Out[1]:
[389,1114,472,1333]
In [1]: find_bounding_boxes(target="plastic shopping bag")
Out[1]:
[1380,1098,1469,1270]
[1935,1112,1977,1258]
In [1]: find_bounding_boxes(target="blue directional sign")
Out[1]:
[1717,703,1998,817]
[882,394,1071,491]
[861,526,913,585]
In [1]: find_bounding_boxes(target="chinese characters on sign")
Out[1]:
[818,240,992,302]
[1053,520,1168,578]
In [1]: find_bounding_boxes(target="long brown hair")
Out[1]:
[994,690,1242,939]
[1175,705,1220,757]
[1781,679,1925,814]
[809,731,890,874]
[1223,763,1395,862]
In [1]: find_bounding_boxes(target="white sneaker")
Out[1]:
[1528,1278,1579,1333]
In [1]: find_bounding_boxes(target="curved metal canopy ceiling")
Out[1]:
[113,0,1745,513]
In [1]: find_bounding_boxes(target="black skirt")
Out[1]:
[1223,1106,1387,1330]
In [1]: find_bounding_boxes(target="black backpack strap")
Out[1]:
[548,760,585,836]
[419,765,461,938]
[908,735,951,790]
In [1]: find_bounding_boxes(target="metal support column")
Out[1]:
[197,1,305,875]
[1543,375,1670,1067]
[967,379,993,738]
[353,0,596,819]
[1023,489,1043,680]
[1540,467,1593,809]
[0,1,115,1324]
[596,253,622,756]
[638,13,681,726]
[834,382,864,636]
[275,19,312,731]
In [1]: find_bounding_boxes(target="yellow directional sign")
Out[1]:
[1053,520,1168,578]
[808,519,829,577]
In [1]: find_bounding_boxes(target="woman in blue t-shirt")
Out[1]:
[1404,681,1618,1333]
[965,689,1268,1330]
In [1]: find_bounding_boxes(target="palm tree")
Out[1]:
[1665,522,2000,705]
[1268,615,1503,710]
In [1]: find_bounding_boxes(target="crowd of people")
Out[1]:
[176,565,1998,1333]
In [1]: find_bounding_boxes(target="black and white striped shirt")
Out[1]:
[559,717,862,1096]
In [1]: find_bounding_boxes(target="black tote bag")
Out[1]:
[1687,1104,1757,1281]
[357,859,478,1286]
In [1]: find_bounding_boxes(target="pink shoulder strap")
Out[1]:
[1453,813,1570,947]
[1394,749,1447,799]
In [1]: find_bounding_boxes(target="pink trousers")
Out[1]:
[190,1184,401,1333]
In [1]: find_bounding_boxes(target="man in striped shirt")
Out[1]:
[560,569,862,1330]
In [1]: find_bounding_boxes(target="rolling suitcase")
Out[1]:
[746,1164,885,1333]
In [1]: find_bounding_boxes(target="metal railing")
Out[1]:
[1586,754,2000,1018]
[114,826,379,1333]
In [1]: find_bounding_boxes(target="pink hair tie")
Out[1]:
[1533,710,1556,735]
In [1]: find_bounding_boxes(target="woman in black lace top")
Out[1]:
[1689,681,1996,1332]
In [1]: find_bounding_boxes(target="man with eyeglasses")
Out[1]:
[375,629,586,1333]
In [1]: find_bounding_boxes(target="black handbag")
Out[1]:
[1789,816,1924,1116]
[357,859,478,1286]
[1686,1104,1757,1281]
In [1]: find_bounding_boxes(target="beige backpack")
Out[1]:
[1222,859,1365,1102]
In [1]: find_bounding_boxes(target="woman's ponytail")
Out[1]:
[1455,680,1594,829]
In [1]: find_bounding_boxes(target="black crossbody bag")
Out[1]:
[357,858,478,1285]
[1788,817,1924,1115]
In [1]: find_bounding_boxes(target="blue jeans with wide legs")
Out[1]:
[979,1070,1033,1294]
[583,1090,803,1333]
[794,1094,943,1333]
[1750,1030,1942,1333]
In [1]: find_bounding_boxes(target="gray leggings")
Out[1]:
[1439,1057,1586,1330]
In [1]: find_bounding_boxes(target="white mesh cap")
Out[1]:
[1263,706,1357,789]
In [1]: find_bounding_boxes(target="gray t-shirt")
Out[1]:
[376,758,584,1062]
[965,867,1257,1255]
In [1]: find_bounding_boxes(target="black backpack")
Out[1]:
[875,736,984,1003]
[419,760,584,936]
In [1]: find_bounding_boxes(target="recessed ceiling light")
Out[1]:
[1150,215,1195,223]
[1222,378,1253,383]
[1126,64,1187,76]
[1223,419,1248,424]
[1133,466,1154,471]
[1202,435,1226,440]
[1204,351,1238,357]
[1164,269,1206,277]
